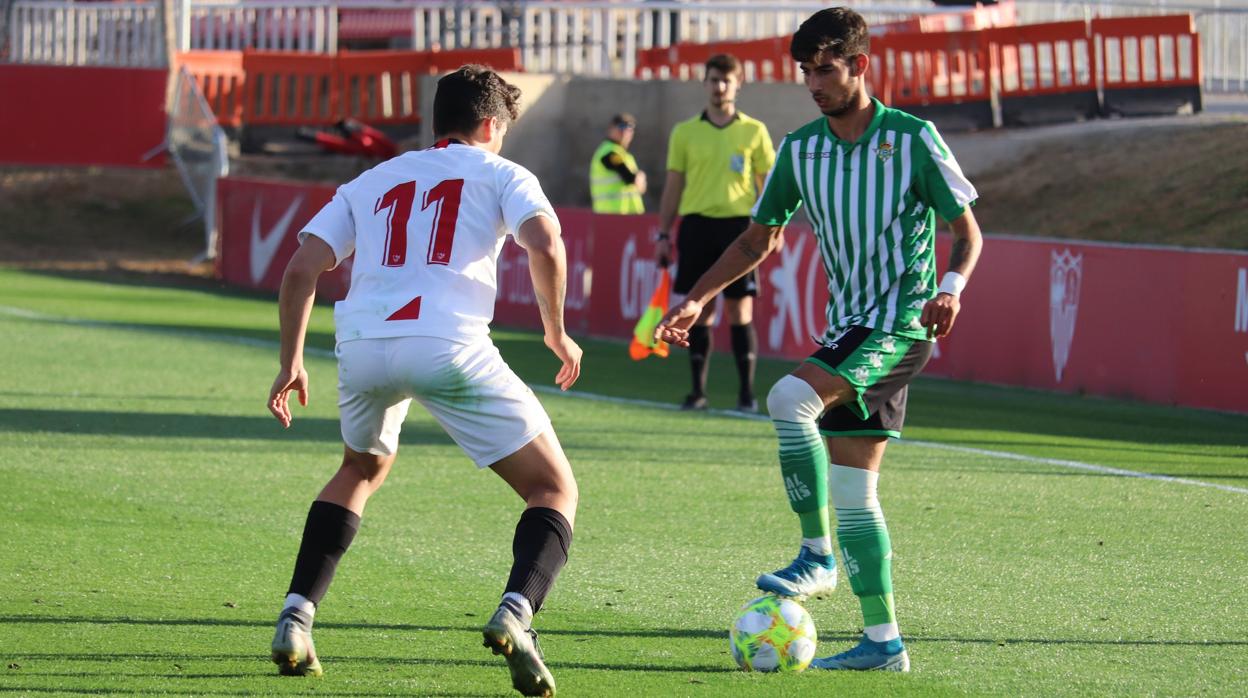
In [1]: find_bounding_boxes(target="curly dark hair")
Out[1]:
[790,7,870,64]
[432,64,522,137]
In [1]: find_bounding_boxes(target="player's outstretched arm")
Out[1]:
[268,236,336,427]
[655,222,783,346]
[516,214,583,391]
[921,209,983,339]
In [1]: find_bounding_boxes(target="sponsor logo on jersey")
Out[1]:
[880,337,896,354]
[1050,249,1083,382]
[865,351,884,369]
[250,195,305,285]
[852,365,872,383]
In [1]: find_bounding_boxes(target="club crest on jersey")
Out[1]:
[730,153,746,174]
[875,142,894,162]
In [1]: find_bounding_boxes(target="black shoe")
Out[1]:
[681,394,709,411]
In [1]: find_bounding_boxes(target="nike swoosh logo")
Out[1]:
[250,195,306,285]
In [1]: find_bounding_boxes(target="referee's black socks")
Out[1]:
[688,325,712,398]
[730,323,757,404]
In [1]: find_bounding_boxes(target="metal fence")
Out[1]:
[4,0,1245,91]
[8,0,163,66]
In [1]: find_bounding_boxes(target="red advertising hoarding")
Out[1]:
[217,177,1248,413]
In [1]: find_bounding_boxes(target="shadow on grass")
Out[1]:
[0,685,490,697]
[4,651,729,677]
[1,614,1244,648]
[0,408,449,445]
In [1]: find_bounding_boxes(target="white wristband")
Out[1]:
[938,271,967,296]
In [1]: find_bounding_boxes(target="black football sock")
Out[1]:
[504,507,573,619]
[730,323,757,403]
[688,325,712,397]
[287,500,361,605]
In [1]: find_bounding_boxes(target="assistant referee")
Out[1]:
[655,53,776,412]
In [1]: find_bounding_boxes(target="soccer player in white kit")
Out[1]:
[265,65,580,698]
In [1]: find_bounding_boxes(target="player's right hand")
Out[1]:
[544,332,583,391]
[268,366,309,428]
[654,300,703,347]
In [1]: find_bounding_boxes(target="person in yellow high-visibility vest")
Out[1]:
[589,113,647,214]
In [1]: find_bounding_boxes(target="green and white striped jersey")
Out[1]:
[752,99,976,341]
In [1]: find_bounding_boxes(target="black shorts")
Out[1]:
[673,214,757,299]
[807,326,934,438]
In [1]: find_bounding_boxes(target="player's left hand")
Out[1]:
[921,293,960,339]
[655,299,704,347]
[268,366,309,428]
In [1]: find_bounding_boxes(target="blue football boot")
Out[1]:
[811,635,911,671]
[755,547,837,600]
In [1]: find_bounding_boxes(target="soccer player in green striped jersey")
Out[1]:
[657,7,983,672]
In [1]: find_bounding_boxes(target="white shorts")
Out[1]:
[335,335,552,467]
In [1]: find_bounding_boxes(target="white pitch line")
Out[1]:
[4,304,1246,496]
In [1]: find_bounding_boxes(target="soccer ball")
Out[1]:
[729,595,817,672]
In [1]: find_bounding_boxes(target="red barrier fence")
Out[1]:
[177,47,522,128]
[636,14,1200,122]
[217,177,1248,414]
[1092,15,1200,89]
[0,64,166,167]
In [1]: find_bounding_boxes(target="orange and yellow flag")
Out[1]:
[629,268,671,360]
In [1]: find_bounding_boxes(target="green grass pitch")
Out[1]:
[1,268,1246,696]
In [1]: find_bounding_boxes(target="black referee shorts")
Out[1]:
[673,214,757,300]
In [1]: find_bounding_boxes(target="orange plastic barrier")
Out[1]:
[242,51,338,126]
[176,51,246,128]
[873,30,992,107]
[423,46,522,74]
[178,47,522,128]
[636,36,793,82]
[983,20,1094,97]
[636,13,1200,123]
[1092,15,1200,88]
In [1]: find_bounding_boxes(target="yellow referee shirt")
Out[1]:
[666,111,775,219]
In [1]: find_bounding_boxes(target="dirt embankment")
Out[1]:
[959,119,1248,249]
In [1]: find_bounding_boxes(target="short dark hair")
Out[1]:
[611,112,637,128]
[790,7,870,64]
[704,53,743,81]
[432,64,521,137]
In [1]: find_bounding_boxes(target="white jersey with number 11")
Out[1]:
[300,140,559,345]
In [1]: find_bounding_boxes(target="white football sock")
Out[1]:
[801,536,833,556]
[865,622,900,643]
[283,593,315,618]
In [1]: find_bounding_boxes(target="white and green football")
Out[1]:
[729,595,818,672]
